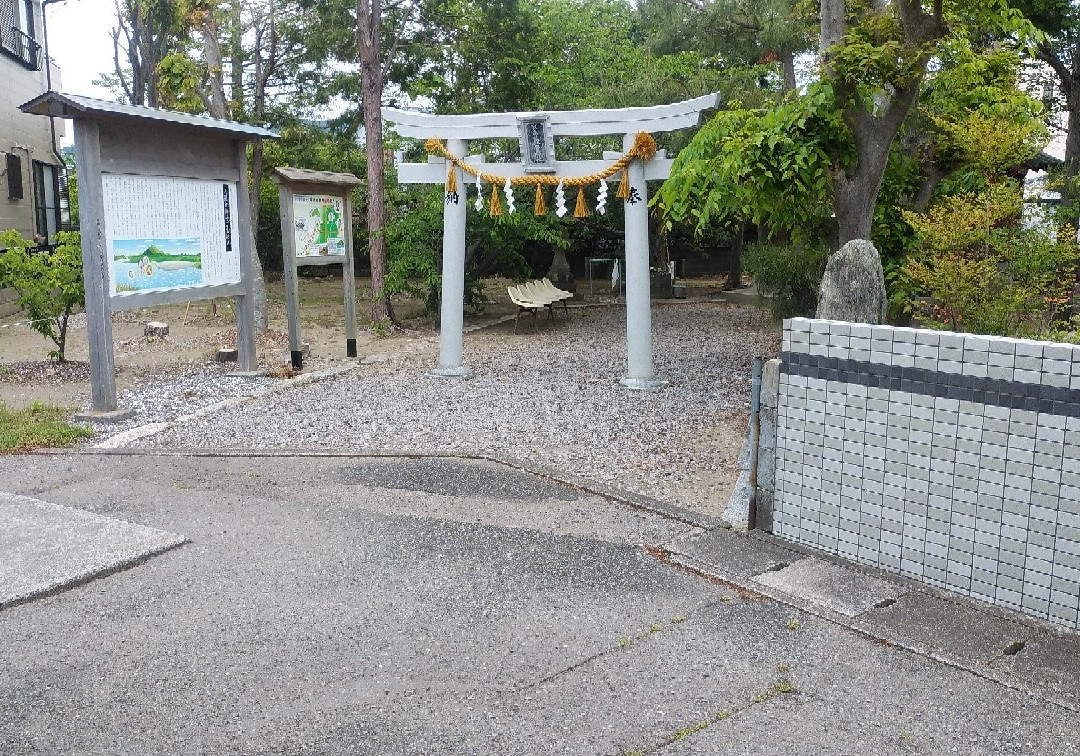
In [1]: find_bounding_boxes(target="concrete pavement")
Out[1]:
[1,451,1078,755]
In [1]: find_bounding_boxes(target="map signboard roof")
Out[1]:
[273,167,364,187]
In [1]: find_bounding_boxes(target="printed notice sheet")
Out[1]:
[102,174,241,295]
[292,194,347,259]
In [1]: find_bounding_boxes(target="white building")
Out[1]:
[1,0,63,244]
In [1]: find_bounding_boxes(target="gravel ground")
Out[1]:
[107,302,780,518]
[81,362,280,436]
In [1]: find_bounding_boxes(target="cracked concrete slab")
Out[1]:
[1,452,1079,755]
[0,491,187,609]
[751,557,912,618]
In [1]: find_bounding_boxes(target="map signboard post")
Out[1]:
[273,167,363,370]
[20,92,279,419]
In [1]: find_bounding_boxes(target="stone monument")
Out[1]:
[816,238,887,324]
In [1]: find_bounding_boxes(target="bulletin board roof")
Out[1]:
[273,167,364,188]
[20,91,280,140]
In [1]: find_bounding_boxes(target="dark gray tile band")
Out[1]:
[780,350,1080,417]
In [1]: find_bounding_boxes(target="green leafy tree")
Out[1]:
[0,231,85,363]
[1008,0,1080,217]
[656,83,845,241]
[101,0,191,106]
[820,0,1037,245]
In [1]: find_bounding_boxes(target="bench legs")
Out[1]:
[515,306,541,334]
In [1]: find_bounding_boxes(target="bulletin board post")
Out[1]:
[20,92,279,420]
[273,168,363,371]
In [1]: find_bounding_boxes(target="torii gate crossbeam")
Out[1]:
[384,94,719,390]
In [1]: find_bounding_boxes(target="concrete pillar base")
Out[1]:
[429,365,474,379]
[619,376,668,392]
[73,408,137,423]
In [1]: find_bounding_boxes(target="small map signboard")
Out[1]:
[274,168,363,369]
[292,194,347,258]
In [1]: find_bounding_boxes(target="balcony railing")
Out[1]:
[2,26,42,70]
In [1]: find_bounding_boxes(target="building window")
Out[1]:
[5,152,23,200]
[33,160,60,244]
[0,0,41,69]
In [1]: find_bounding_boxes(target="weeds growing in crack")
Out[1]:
[673,719,710,741]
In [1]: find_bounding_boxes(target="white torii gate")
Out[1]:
[384,94,719,390]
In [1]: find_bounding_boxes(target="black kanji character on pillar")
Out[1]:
[626,187,642,205]
[446,191,459,205]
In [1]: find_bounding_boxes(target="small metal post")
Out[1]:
[748,356,763,531]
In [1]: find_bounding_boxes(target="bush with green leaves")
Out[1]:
[0,230,84,362]
[384,186,564,320]
[900,183,1076,337]
[743,241,828,319]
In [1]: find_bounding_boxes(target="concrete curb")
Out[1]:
[667,529,1080,714]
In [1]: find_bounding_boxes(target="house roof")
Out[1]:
[19,91,279,140]
[1025,151,1063,171]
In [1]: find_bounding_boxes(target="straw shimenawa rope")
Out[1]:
[429,131,657,190]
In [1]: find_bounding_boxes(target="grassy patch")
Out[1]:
[0,402,93,452]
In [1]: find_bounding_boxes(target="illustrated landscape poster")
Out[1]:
[292,194,347,258]
[102,174,241,296]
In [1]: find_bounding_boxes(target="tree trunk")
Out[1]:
[728,221,745,289]
[201,5,268,332]
[229,0,244,119]
[1061,87,1080,222]
[358,0,390,325]
[833,170,880,243]
[833,74,923,246]
[780,48,797,92]
[199,12,227,119]
[819,0,845,58]
[911,163,948,213]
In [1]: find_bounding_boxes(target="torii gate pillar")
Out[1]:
[619,131,664,391]
[431,138,472,378]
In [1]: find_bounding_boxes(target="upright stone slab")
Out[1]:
[816,238,887,324]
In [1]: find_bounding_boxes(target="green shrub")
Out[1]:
[384,187,552,319]
[0,230,85,362]
[900,184,1076,337]
[743,241,829,319]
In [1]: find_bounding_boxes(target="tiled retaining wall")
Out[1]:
[773,318,1080,631]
